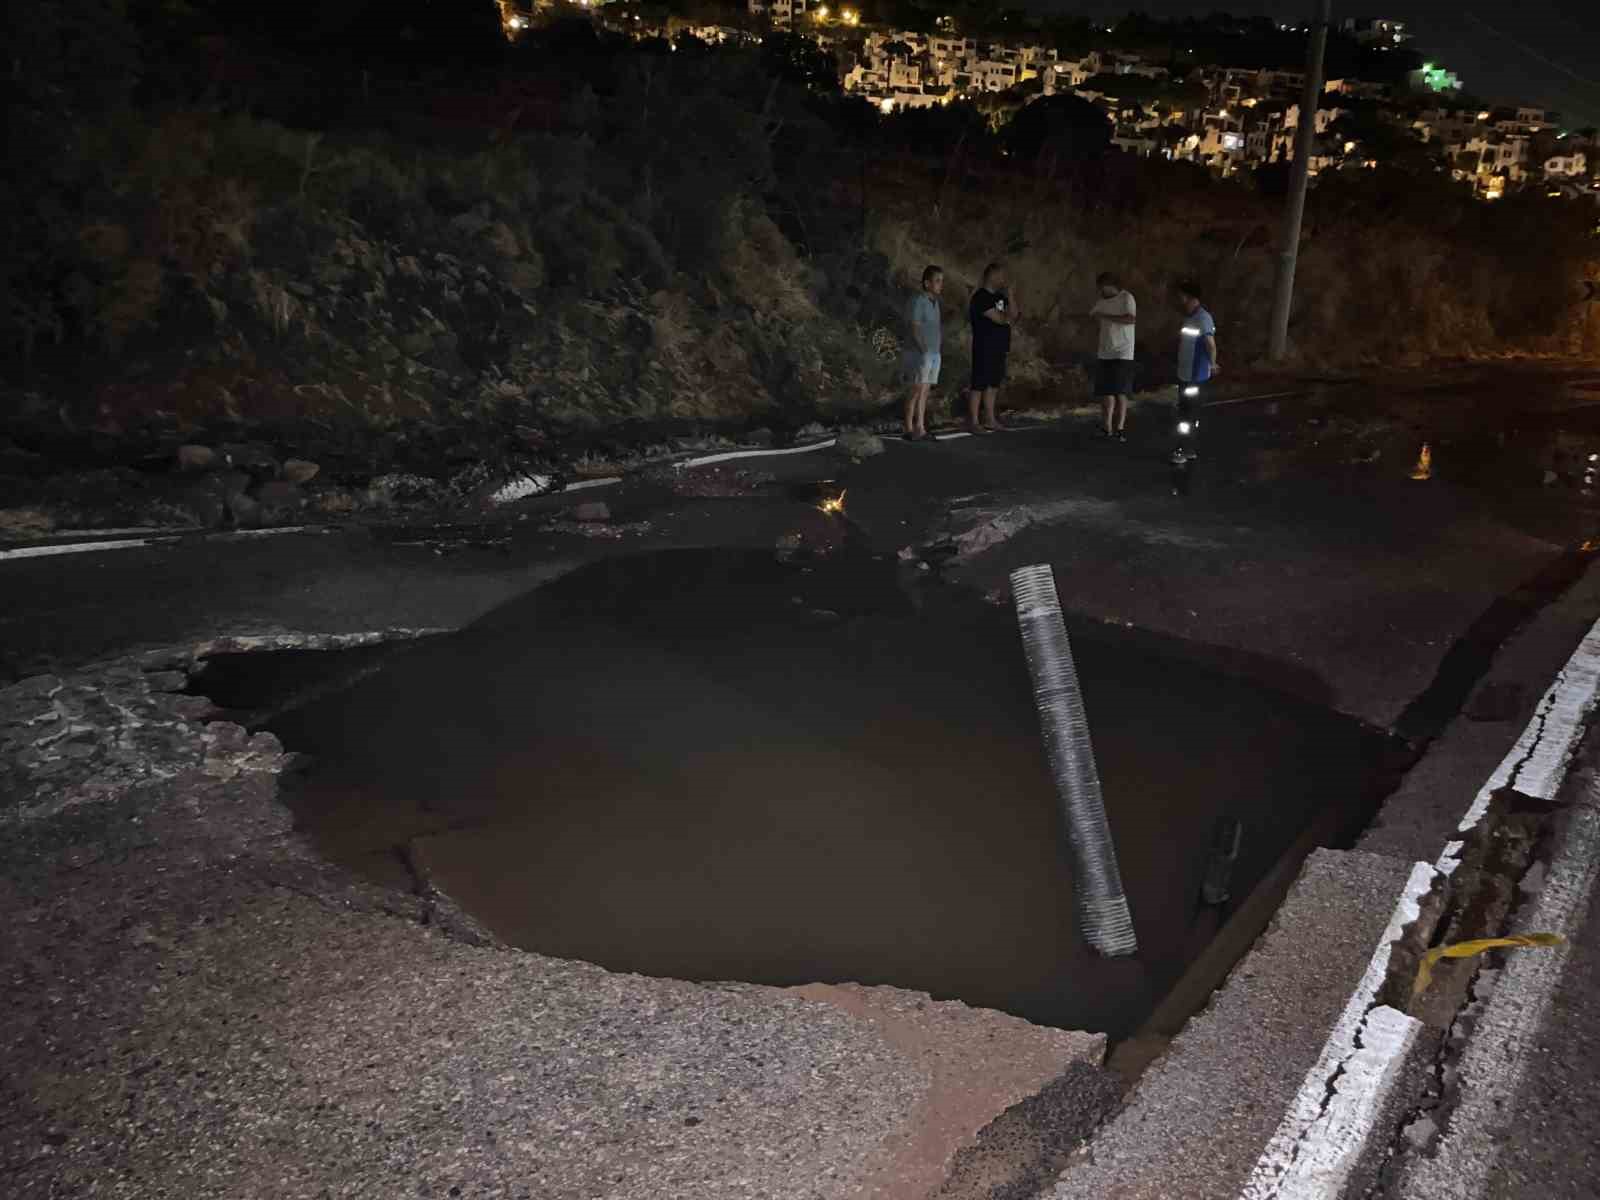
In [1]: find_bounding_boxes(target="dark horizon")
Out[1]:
[1037,0,1600,128]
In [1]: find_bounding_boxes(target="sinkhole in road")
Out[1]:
[194,548,1400,1038]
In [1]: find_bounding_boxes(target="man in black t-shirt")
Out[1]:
[967,262,1016,433]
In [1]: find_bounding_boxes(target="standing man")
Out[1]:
[903,265,944,441]
[1172,280,1218,466]
[968,262,1016,434]
[1089,271,1137,442]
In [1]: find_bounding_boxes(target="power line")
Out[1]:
[1462,12,1600,95]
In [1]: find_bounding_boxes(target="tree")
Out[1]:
[760,32,839,92]
[1001,94,1113,165]
[1326,101,1441,173]
[880,99,992,157]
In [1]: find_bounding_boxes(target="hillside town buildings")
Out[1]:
[809,12,1599,200]
[524,0,1599,204]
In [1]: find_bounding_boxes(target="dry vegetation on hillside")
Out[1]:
[4,1,1596,448]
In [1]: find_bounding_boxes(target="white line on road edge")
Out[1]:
[1446,618,1600,844]
[490,441,840,506]
[213,526,312,541]
[675,438,837,469]
[496,427,996,505]
[43,526,175,539]
[1,524,322,562]
[0,538,172,561]
[1240,863,1435,1200]
[1240,612,1600,1200]
[1399,781,1600,1199]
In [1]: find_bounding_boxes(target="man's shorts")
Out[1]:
[971,348,1008,391]
[904,351,941,386]
[1093,359,1136,397]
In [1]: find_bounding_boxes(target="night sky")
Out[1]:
[1056,0,1600,128]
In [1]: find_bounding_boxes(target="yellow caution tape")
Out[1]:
[1412,933,1565,998]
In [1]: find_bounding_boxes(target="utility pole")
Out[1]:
[1267,0,1333,360]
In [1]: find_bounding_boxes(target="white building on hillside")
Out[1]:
[928,35,976,62]
[1340,17,1411,46]
[750,0,810,26]
[1326,77,1386,98]
[1544,149,1588,179]
[888,60,922,90]
[973,58,1020,92]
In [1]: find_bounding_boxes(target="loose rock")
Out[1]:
[282,459,320,485]
[182,483,227,529]
[176,444,216,472]
[255,481,304,512]
[227,491,262,529]
[222,443,278,476]
[837,429,885,461]
[574,501,611,523]
[0,507,54,538]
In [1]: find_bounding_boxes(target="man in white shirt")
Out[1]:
[1088,271,1136,442]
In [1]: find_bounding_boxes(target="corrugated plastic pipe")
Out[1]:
[1010,563,1138,958]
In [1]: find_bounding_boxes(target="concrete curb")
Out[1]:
[1239,613,1600,1199]
[1398,777,1600,1198]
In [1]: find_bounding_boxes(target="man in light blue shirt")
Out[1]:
[1173,280,1218,465]
[903,265,944,441]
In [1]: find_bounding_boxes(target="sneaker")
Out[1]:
[1116,432,1128,444]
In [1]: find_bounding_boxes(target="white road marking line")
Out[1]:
[213,526,312,541]
[1266,1005,1422,1200]
[43,526,174,539]
[2,524,323,562]
[499,426,1009,505]
[676,439,837,468]
[1240,862,1435,1200]
[1447,620,1600,842]
[0,538,172,561]
[1241,610,1600,1200]
[1401,781,1600,1200]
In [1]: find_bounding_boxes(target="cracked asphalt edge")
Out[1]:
[1392,772,1600,1198]
[1237,614,1600,1200]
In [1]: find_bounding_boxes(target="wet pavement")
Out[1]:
[7,363,1600,1197]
